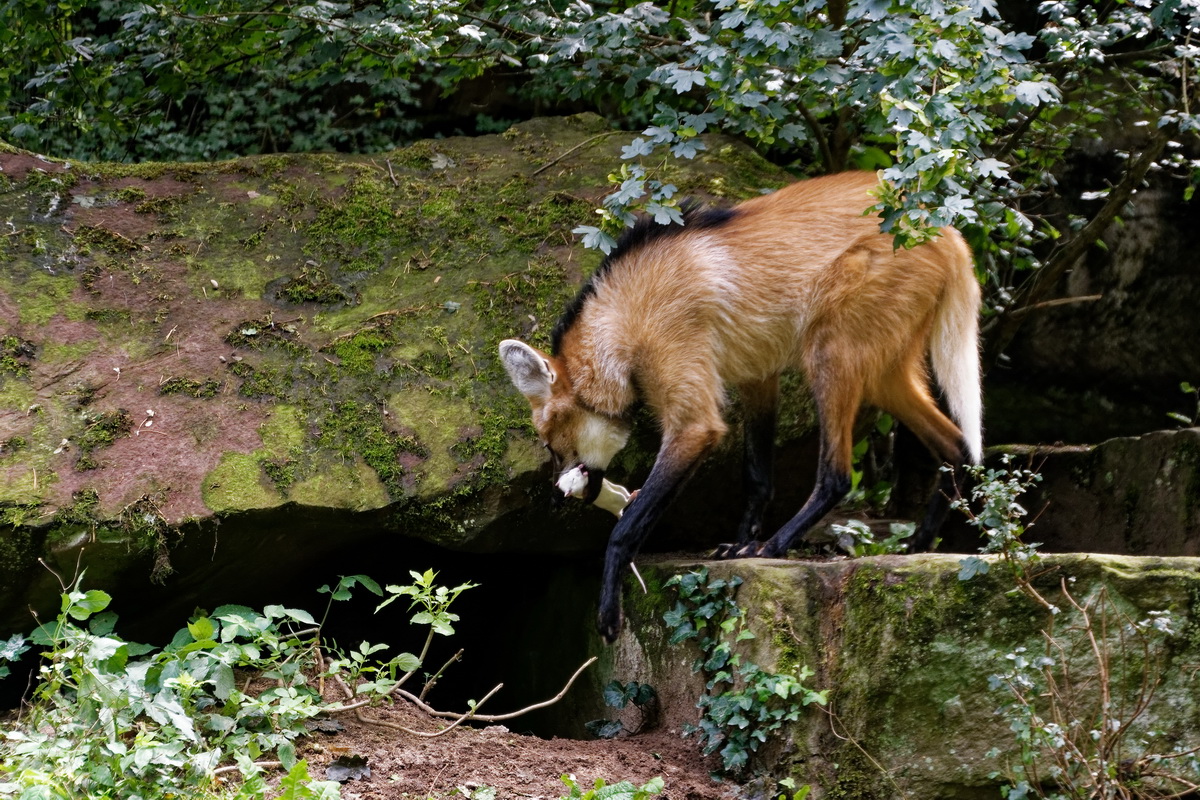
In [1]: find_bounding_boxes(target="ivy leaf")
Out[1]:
[585,719,626,739]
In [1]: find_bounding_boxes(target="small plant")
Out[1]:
[987,589,1199,800]
[1167,380,1199,426]
[557,774,664,800]
[827,519,915,557]
[954,456,1045,590]
[0,574,343,799]
[664,568,827,774]
[585,680,658,739]
[776,776,813,799]
[1,569,596,799]
[844,414,899,513]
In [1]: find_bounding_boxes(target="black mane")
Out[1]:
[550,202,738,355]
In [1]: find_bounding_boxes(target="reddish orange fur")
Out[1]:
[554,171,979,474]
[501,171,982,642]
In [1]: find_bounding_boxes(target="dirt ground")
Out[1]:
[297,700,742,800]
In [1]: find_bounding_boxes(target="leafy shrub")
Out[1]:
[0,577,342,798]
[0,568,487,799]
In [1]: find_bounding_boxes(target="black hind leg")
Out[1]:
[736,376,779,544]
[908,461,966,552]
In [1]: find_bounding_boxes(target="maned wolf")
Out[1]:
[500,171,982,642]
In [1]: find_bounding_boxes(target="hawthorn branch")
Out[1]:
[983,128,1170,369]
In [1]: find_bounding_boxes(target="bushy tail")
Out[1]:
[930,258,983,465]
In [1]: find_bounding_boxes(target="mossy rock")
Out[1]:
[0,115,801,631]
[601,553,1200,799]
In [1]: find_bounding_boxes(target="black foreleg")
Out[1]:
[598,428,717,643]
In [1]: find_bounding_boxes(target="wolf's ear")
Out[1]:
[499,339,557,401]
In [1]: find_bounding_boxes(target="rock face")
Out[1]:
[0,115,800,631]
[598,554,1200,799]
[942,428,1200,557]
[986,168,1200,445]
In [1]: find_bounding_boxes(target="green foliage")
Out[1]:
[2,0,1196,327]
[557,774,665,800]
[664,568,827,775]
[827,519,914,557]
[0,575,340,798]
[843,414,898,514]
[374,568,477,636]
[953,459,1200,798]
[585,680,658,739]
[987,588,1198,799]
[0,633,30,681]
[0,568,478,799]
[776,776,812,800]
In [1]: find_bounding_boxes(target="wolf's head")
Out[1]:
[499,339,630,503]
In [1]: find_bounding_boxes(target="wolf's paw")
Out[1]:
[712,541,768,559]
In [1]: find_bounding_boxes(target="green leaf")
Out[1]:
[957,556,990,581]
[393,652,421,672]
[88,610,119,636]
[278,741,298,771]
[188,616,216,642]
[67,589,112,620]
[212,663,237,700]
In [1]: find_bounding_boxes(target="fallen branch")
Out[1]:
[392,656,597,723]
[531,131,623,176]
[354,683,505,738]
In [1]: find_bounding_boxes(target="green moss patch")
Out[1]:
[159,377,222,398]
[0,336,35,377]
[287,456,390,511]
[202,452,283,512]
[278,266,350,305]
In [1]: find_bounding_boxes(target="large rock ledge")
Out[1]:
[0,115,800,630]
[596,554,1200,799]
